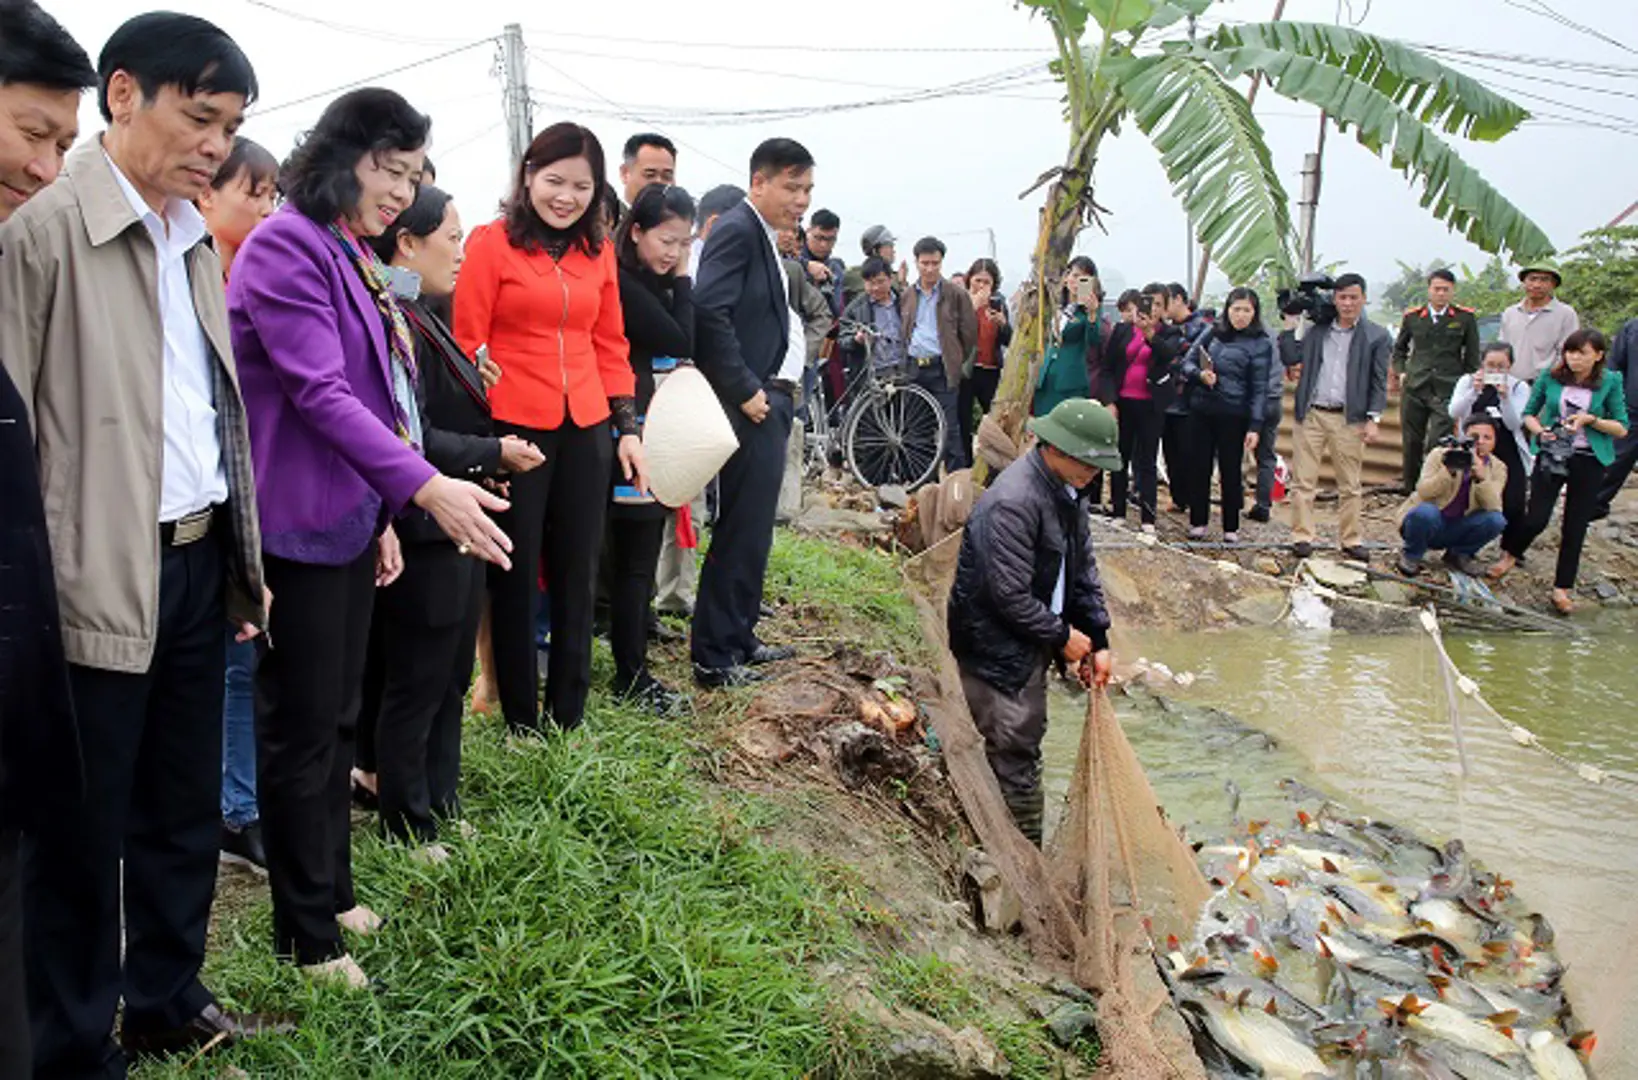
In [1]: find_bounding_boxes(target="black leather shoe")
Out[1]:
[1341,545,1371,564]
[220,822,267,874]
[746,642,795,666]
[1290,541,1314,558]
[619,672,687,717]
[1246,505,1271,523]
[121,1003,295,1058]
[1397,553,1423,577]
[647,610,686,644]
[693,663,765,690]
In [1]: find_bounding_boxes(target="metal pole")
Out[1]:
[502,23,533,173]
[1298,113,1327,275]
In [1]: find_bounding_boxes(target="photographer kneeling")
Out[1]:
[1395,415,1508,577]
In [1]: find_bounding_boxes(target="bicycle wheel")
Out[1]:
[844,382,945,490]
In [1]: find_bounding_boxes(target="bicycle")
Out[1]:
[805,320,947,490]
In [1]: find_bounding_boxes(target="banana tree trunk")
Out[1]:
[972,172,1088,486]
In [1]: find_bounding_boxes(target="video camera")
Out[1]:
[1277,273,1338,325]
[1437,433,1475,473]
[1537,421,1577,479]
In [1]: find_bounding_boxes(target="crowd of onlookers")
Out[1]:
[0,3,1632,1077]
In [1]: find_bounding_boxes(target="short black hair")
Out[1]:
[1116,288,1141,309]
[211,135,278,194]
[1428,267,1456,285]
[366,183,453,264]
[912,236,945,259]
[96,12,257,122]
[617,182,696,273]
[1165,281,1190,305]
[1141,281,1167,299]
[421,156,436,183]
[749,137,813,180]
[281,87,430,224]
[1067,256,1098,278]
[810,208,839,231]
[1461,413,1499,436]
[861,256,891,281]
[697,183,743,224]
[1333,272,1368,295]
[622,132,676,164]
[1481,340,1514,364]
[0,0,95,92]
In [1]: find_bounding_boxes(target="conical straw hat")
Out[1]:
[643,365,740,508]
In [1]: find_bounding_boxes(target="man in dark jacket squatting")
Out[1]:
[947,398,1118,846]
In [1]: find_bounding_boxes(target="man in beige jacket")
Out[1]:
[0,13,282,1074]
[1395,414,1508,578]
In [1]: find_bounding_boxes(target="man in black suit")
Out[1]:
[0,6,97,1076]
[691,138,815,687]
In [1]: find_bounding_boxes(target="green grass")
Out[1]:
[762,531,923,656]
[140,705,850,1079]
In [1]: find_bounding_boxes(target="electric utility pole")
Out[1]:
[501,23,533,173]
[1297,116,1326,275]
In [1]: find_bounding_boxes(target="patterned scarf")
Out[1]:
[330,223,422,449]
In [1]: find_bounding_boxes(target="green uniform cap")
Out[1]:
[1028,398,1122,471]
[1517,260,1563,286]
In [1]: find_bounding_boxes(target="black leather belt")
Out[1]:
[160,505,217,546]
[767,379,797,396]
[1310,403,1345,412]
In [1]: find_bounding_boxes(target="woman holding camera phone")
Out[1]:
[1449,341,1532,554]
[1489,328,1628,612]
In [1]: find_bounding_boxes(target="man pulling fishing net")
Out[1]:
[946,398,1119,846]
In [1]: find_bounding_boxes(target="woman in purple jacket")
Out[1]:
[229,89,511,988]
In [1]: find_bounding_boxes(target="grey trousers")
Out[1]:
[960,659,1049,846]
[654,494,704,614]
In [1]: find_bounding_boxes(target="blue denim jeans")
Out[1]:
[1400,503,1507,561]
[222,634,259,828]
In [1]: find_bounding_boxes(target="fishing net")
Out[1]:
[905,535,1211,1079]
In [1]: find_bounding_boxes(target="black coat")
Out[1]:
[947,449,1111,694]
[616,265,696,522]
[693,200,790,408]
[0,364,80,830]
[1192,330,1274,425]
[395,298,502,547]
[618,266,695,414]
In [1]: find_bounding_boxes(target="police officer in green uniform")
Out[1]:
[1392,267,1481,492]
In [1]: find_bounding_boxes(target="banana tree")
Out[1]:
[979,0,1554,480]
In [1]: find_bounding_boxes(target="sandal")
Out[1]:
[1551,589,1574,615]
[1487,553,1516,581]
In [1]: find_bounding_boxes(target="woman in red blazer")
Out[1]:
[455,122,646,734]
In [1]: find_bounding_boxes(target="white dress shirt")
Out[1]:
[104,150,228,522]
[744,200,806,384]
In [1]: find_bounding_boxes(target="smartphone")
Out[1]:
[1074,278,1096,306]
[1483,371,1507,387]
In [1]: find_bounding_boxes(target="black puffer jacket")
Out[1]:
[1191,329,1273,425]
[947,449,1111,693]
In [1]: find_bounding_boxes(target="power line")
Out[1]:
[522,29,1052,55]
[531,46,921,92]
[234,0,471,46]
[251,38,498,117]
[1498,0,1637,57]
[524,51,741,178]
[438,120,505,157]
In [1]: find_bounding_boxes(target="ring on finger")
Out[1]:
[457,542,473,556]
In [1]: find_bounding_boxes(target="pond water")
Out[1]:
[1042,626,1638,1077]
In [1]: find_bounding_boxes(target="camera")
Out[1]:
[1537,421,1577,478]
[1438,434,1475,473]
[1277,273,1338,325]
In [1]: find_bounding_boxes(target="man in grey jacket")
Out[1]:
[1289,273,1392,560]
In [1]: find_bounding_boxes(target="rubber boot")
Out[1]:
[1004,787,1046,848]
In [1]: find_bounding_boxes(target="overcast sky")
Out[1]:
[56,0,1638,302]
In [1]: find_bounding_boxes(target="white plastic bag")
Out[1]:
[642,365,739,509]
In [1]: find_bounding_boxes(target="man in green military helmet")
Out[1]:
[946,399,1118,846]
[1392,267,1482,492]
